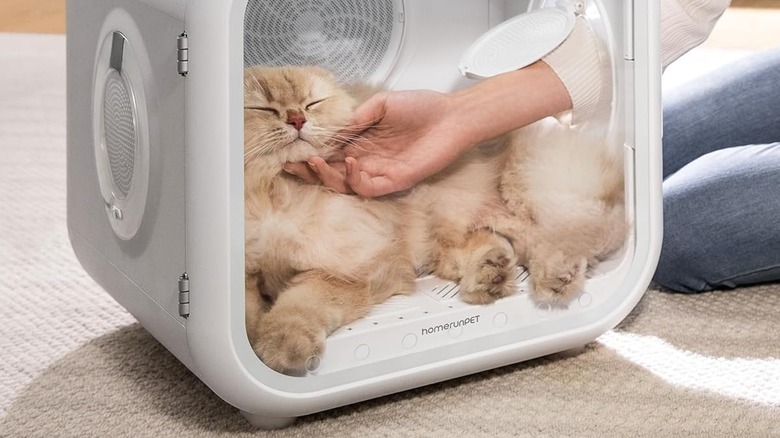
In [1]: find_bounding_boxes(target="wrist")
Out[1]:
[541,16,608,125]
[446,61,571,147]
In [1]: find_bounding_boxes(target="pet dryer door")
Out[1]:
[67,0,187,350]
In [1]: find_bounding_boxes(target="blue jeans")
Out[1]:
[653,47,780,292]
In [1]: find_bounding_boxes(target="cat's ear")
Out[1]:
[244,66,268,93]
[307,65,339,83]
[244,67,258,88]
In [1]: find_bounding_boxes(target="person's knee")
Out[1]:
[655,143,780,293]
[653,243,712,293]
[652,191,713,293]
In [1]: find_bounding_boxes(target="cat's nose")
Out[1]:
[286,110,307,131]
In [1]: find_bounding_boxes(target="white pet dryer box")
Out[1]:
[67,0,662,428]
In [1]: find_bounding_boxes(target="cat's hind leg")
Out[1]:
[527,243,588,306]
[526,207,627,306]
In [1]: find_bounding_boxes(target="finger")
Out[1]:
[309,157,353,194]
[345,157,397,198]
[283,162,321,184]
[343,136,377,158]
[344,157,361,191]
[351,92,388,128]
[341,152,390,178]
[352,173,398,198]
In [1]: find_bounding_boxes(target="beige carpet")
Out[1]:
[1,33,778,437]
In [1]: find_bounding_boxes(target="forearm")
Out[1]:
[445,61,571,149]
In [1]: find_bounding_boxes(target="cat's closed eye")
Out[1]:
[245,105,280,116]
[305,97,329,110]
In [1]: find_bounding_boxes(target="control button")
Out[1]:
[355,344,370,361]
[448,324,464,339]
[578,292,593,308]
[305,356,322,373]
[493,312,508,328]
[402,333,417,349]
[577,292,593,307]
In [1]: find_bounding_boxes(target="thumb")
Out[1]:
[330,92,388,151]
[352,92,388,126]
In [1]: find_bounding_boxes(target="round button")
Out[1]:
[305,356,322,373]
[402,333,417,349]
[448,324,464,339]
[493,312,508,328]
[578,292,593,308]
[355,344,370,361]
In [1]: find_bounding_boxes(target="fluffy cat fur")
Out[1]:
[498,119,628,306]
[243,66,516,374]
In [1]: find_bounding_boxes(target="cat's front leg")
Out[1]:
[436,229,518,305]
[245,271,266,347]
[459,230,518,305]
[250,270,371,374]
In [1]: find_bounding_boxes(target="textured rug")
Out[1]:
[1,33,778,437]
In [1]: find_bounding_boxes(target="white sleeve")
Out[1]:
[660,0,731,66]
[542,0,730,124]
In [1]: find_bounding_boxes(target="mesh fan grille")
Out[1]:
[244,0,396,82]
[102,70,136,198]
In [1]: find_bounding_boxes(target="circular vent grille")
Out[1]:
[103,70,137,198]
[92,30,150,241]
[244,0,402,82]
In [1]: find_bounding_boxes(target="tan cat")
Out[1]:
[499,119,628,306]
[243,66,516,374]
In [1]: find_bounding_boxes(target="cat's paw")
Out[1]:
[529,252,587,306]
[251,310,326,374]
[460,238,517,305]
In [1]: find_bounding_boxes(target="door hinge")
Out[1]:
[177,33,189,76]
[178,272,190,318]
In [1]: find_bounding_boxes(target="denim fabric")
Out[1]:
[653,47,780,292]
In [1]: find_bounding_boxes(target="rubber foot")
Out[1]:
[240,411,297,429]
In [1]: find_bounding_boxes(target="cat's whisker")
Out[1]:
[244,131,290,162]
[327,135,362,148]
[245,141,274,158]
[244,142,281,164]
[345,119,385,133]
[305,128,365,151]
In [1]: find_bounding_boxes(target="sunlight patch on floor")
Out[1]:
[598,330,780,406]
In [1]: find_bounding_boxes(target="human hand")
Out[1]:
[284,62,572,197]
[339,90,477,197]
[283,157,353,194]
[283,89,470,197]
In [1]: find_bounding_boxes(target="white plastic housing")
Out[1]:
[67,0,662,427]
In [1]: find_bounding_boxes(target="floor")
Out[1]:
[702,1,780,51]
[1,0,779,51]
[0,0,66,34]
